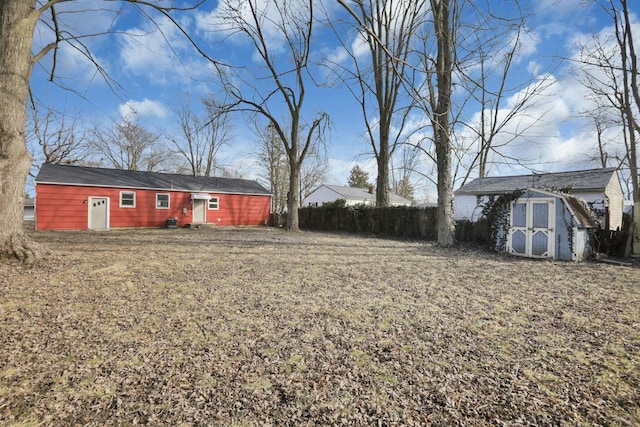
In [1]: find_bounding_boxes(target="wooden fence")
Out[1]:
[271,206,490,244]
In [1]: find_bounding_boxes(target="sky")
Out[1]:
[28,0,640,201]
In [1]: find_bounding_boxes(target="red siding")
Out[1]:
[35,184,271,230]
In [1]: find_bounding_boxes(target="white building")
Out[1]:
[303,185,412,207]
[454,168,625,230]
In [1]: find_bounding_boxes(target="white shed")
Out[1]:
[454,168,624,231]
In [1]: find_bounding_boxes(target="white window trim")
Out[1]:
[156,193,170,209]
[119,191,136,208]
[208,197,220,210]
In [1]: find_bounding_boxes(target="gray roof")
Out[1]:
[326,185,411,205]
[35,163,271,195]
[455,168,617,195]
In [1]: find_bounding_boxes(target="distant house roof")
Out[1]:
[455,168,618,195]
[35,163,271,196]
[324,185,411,205]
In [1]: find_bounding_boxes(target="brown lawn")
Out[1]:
[1,226,639,426]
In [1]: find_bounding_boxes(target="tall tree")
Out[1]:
[1,1,44,261]
[90,114,168,172]
[255,122,328,212]
[337,0,455,245]
[0,0,210,262]
[427,0,456,246]
[216,0,328,231]
[457,17,556,184]
[27,103,88,168]
[395,0,456,245]
[334,0,426,206]
[255,123,289,214]
[347,165,371,188]
[171,95,229,177]
[578,0,639,254]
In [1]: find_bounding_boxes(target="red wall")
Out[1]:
[35,184,271,230]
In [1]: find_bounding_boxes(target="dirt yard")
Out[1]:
[1,226,639,426]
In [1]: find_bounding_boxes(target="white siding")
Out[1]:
[303,186,342,207]
[575,191,607,228]
[454,194,490,221]
[345,198,375,207]
[605,173,624,230]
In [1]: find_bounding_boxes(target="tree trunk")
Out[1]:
[286,158,300,231]
[435,129,455,246]
[376,138,390,207]
[432,0,455,247]
[620,0,640,255]
[0,0,41,262]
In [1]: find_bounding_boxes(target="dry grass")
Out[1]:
[1,226,639,426]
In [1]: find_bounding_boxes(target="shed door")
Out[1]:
[89,197,109,230]
[193,199,207,223]
[508,199,554,258]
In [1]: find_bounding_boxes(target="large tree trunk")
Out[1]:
[0,0,40,263]
[376,137,390,207]
[620,0,640,255]
[432,0,455,247]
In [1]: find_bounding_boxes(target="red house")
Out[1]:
[35,163,272,230]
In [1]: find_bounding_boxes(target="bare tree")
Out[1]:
[426,0,455,246]
[25,102,90,196]
[338,0,542,246]
[0,0,211,261]
[333,0,426,206]
[255,123,289,214]
[457,19,557,184]
[90,114,168,172]
[171,95,230,177]
[216,0,328,231]
[337,0,454,244]
[391,143,419,202]
[255,122,327,212]
[27,103,88,168]
[578,0,639,254]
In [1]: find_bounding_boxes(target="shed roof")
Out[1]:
[324,185,411,205]
[455,168,618,195]
[35,163,271,195]
[564,194,599,229]
[518,188,599,228]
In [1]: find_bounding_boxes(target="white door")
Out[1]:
[89,197,109,230]
[193,199,207,223]
[508,199,554,258]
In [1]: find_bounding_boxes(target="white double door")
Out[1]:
[508,198,555,258]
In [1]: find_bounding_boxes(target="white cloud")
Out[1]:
[196,0,305,58]
[119,99,168,120]
[325,46,350,66]
[513,28,540,61]
[53,42,106,87]
[534,0,590,19]
[118,15,210,85]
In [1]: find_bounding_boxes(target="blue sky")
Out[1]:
[29,0,639,201]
